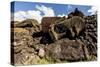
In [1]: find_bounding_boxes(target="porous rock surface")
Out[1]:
[11,15,97,65]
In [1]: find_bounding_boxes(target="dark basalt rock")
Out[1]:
[45,39,89,61]
[11,13,97,65]
[68,8,84,19]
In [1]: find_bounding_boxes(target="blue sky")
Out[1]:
[11,1,92,15]
[11,1,97,23]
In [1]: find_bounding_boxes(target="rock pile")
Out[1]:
[80,15,97,57]
[11,14,97,65]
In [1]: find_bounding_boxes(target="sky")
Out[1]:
[11,1,97,23]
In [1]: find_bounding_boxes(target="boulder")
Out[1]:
[45,39,89,61]
[48,16,85,42]
[38,48,45,58]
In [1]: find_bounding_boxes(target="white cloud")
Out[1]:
[14,11,27,21]
[57,14,68,18]
[88,6,97,15]
[13,10,42,23]
[26,10,42,23]
[67,5,72,10]
[58,14,65,17]
[12,5,55,23]
[36,5,55,17]
[67,5,73,13]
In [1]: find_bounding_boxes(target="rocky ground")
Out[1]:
[11,15,97,65]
